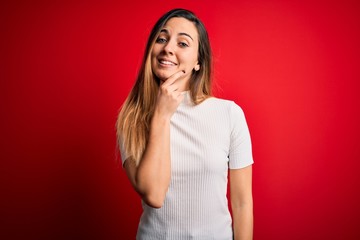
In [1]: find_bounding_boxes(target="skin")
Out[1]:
[151,17,200,91]
[124,17,200,208]
[124,70,184,208]
[230,166,253,240]
[124,16,253,239]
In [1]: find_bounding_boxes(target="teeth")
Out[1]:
[159,60,176,65]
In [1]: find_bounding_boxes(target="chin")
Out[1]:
[154,70,174,82]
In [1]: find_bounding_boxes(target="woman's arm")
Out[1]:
[123,70,185,208]
[124,113,171,208]
[230,165,253,240]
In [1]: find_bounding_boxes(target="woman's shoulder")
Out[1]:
[206,96,239,107]
[205,96,245,115]
[207,95,231,103]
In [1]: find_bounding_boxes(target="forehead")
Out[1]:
[161,17,198,40]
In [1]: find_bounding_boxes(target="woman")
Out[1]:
[116,8,254,240]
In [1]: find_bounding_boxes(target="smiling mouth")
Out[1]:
[158,59,177,66]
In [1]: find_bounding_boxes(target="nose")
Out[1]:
[163,40,175,55]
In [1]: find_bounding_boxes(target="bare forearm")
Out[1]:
[124,71,186,208]
[233,203,253,240]
[135,112,171,207]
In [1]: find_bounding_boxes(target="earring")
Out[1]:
[194,66,200,71]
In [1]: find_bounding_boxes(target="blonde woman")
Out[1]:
[116,8,254,240]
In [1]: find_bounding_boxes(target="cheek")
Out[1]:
[188,49,199,66]
[150,46,159,62]
[150,53,158,69]
[182,55,198,69]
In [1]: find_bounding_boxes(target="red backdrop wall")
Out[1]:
[2,0,360,239]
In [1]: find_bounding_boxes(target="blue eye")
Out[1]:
[156,37,167,43]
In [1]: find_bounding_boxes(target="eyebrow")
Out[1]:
[160,29,194,41]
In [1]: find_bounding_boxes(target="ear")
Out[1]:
[194,62,200,71]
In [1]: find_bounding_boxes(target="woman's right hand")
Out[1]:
[125,70,187,208]
[155,70,186,119]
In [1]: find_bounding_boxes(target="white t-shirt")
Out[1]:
[121,92,254,240]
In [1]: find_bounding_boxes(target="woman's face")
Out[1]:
[151,17,200,85]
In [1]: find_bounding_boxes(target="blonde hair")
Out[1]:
[116,9,213,165]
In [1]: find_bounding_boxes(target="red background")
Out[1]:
[1,0,360,239]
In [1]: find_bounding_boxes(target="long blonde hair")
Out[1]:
[116,9,213,165]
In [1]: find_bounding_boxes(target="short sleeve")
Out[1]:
[228,102,254,169]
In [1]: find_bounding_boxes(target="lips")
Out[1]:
[158,59,177,66]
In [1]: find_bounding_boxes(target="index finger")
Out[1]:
[161,70,186,87]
